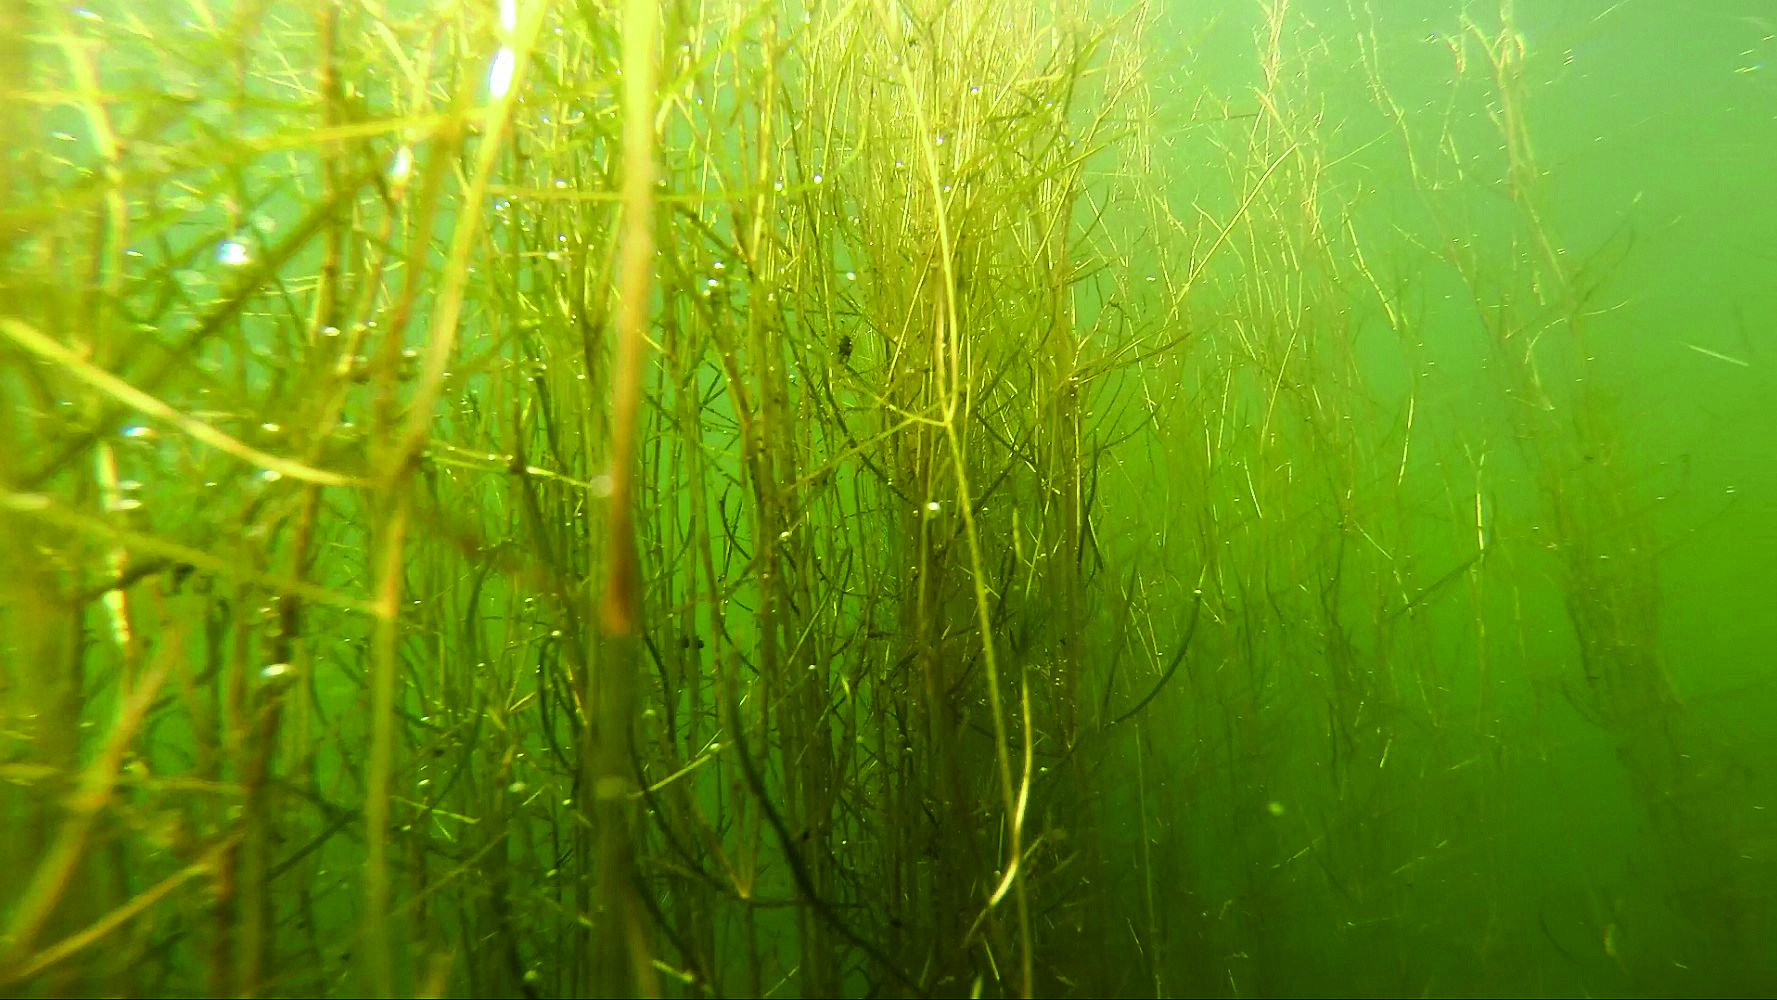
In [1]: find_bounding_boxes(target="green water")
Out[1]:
[1,1,1773,997]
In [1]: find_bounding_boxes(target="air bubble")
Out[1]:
[217,240,249,267]
[488,47,517,99]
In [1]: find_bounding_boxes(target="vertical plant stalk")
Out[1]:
[599,0,655,643]
[590,0,657,995]
[58,2,134,676]
[889,16,1034,990]
[363,4,547,995]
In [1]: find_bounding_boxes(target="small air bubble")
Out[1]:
[217,240,249,267]
[488,47,517,99]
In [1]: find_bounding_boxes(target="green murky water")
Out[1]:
[2,1,1773,996]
